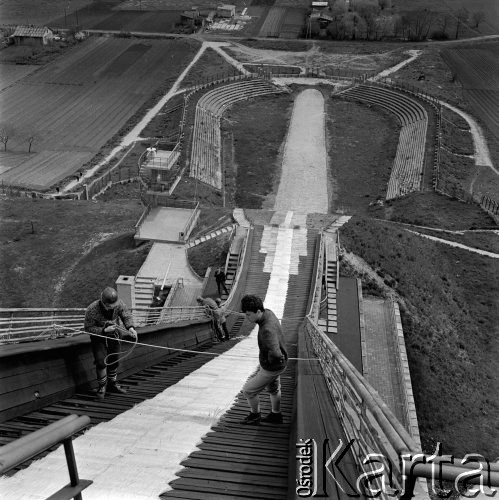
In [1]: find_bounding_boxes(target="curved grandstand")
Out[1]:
[190,79,284,189]
[340,84,428,199]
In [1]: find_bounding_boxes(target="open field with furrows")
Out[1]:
[117,0,248,10]
[0,36,199,189]
[441,43,499,141]
[255,6,305,39]
[0,0,95,25]
[50,9,183,33]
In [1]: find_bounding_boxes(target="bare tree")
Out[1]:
[471,11,485,29]
[0,124,15,152]
[407,8,433,41]
[435,12,452,39]
[455,7,469,39]
[24,128,41,153]
[356,0,380,39]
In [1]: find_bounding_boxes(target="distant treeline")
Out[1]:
[307,0,485,41]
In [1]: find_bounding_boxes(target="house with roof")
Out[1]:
[217,4,236,18]
[12,26,54,46]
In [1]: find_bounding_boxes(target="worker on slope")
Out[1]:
[240,294,288,425]
[85,287,137,400]
[197,295,224,342]
[215,297,230,341]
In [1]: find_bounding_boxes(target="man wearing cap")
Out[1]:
[196,296,224,342]
[85,287,137,400]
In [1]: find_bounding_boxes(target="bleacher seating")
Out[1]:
[339,84,428,200]
[190,80,283,189]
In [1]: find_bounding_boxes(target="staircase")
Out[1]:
[223,252,239,297]
[185,223,237,248]
[134,276,156,309]
[232,208,250,228]
[318,216,351,335]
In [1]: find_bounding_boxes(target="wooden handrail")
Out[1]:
[0,414,92,500]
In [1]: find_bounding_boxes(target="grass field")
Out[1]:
[341,217,499,457]
[0,198,145,308]
[0,36,199,189]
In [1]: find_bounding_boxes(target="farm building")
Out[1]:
[180,9,200,26]
[12,26,54,46]
[217,4,236,18]
[311,1,329,9]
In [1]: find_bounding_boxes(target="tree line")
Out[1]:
[307,0,487,41]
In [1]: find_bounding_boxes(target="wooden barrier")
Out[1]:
[0,319,211,423]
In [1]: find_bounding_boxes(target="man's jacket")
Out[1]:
[84,299,134,337]
[256,309,288,372]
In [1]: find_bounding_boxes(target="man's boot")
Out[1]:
[95,384,106,400]
[108,381,127,394]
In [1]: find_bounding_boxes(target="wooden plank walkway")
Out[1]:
[0,338,239,473]
[163,227,318,499]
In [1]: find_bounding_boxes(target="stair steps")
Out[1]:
[134,276,156,308]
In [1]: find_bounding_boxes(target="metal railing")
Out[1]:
[133,306,206,327]
[303,317,418,497]
[0,305,208,343]
[0,308,86,343]
[300,230,419,498]
[0,414,92,500]
[306,232,499,499]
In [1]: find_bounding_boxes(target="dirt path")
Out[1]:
[371,49,422,80]
[439,101,496,174]
[60,41,218,194]
[406,229,499,258]
[274,89,329,213]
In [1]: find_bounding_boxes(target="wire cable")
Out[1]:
[58,324,320,362]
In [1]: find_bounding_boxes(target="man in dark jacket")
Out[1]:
[240,294,288,425]
[214,266,229,297]
[85,287,137,400]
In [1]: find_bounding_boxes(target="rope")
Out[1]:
[220,308,313,322]
[58,324,320,362]
[102,324,138,367]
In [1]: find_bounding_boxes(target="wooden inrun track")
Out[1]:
[162,226,317,499]
[0,224,361,498]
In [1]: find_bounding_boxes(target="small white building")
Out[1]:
[12,26,54,46]
[311,1,329,9]
[217,4,236,18]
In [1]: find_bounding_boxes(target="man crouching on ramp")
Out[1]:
[240,294,288,425]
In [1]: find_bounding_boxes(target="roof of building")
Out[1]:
[218,4,236,10]
[12,26,52,37]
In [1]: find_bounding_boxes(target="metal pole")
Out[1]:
[63,438,83,500]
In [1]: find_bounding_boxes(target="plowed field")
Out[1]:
[441,44,499,140]
[0,37,199,189]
